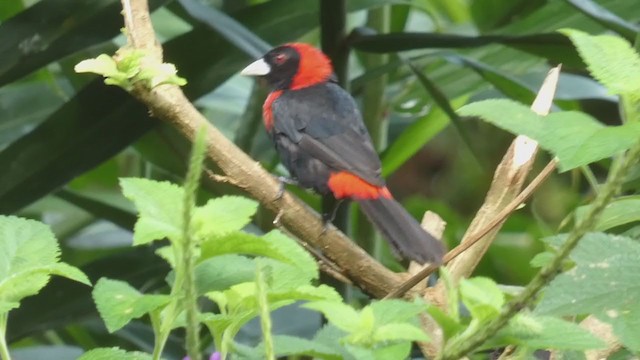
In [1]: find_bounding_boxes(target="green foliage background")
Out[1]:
[1,0,640,359]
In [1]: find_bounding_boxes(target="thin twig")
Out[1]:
[385,160,557,299]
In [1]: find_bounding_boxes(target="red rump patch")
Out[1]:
[328,171,392,200]
[263,90,283,132]
[287,43,333,90]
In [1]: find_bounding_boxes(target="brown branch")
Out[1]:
[119,0,401,298]
[384,159,557,299]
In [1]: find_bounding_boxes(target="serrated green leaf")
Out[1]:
[304,301,361,333]
[373,323,429,343]
[200,230,317,281]
[460,277,505,321]
[253,335,341,360]
[488,314,605,350]
[93,278,170,333]
[46,263,91,286]
[77,347,153,360]
[560,29,640,101]
[575,196,640,231]
[536,233,640,351]
[424,303,465,340]
[119,178,183,245]
[347,306,376,345]
[459,99,640,171]
[371,342,412,360]
[194,254,256,294]
[0,216,89,307]
[369,299,425,325]
[193,196,257,238]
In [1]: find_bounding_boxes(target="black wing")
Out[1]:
[271,82,384,187]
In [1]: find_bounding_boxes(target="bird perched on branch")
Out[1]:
[241,43,444,264]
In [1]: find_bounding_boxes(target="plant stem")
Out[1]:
[0,313,11,360]
[256,262,275,360]
[438,141,640,360]
[182,128,207,360]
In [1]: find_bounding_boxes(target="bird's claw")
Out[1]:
[273,176,298,201]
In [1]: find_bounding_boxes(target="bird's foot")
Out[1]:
[274,176,298,201]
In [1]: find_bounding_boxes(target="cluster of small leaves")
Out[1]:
[431,274,604,357]
[83,175,437,359]
[74,49,187,91]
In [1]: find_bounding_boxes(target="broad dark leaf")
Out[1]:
[0,82,155,214]
[0,0,170,87]
[349,31,583,68]
[563,0,639,41]
[56,189,137,231]
[177,0,271,58]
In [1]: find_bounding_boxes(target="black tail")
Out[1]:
[358,197,445,264]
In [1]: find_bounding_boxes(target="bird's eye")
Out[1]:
[274,53,287,64]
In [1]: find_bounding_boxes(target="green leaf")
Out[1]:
[93,278,170,333]
[0,216,89,307]
[253,335,341,360]
[369,299,425,325]
[459,277,505,321]
[77,347,153,360]
[536,233,640,351]
[304,301,361,333]
[373,323,429,342]
[489,314,605,350]
[349,32,582,66]
[371,342,412,360]
[561,29,640,101]
[200,230,317,281]
[563,0,639,41]
[381,96,468,176]
[120,178,184,245]
[193,196,258,238]
[575,196,640,231]
[459,99,640,171]
[194,254,256,294]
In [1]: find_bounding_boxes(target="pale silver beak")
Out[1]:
[240,58,271,76]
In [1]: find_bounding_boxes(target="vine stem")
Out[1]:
[256,263,275,360]
[438,142,640,360]
[0,313,11,360]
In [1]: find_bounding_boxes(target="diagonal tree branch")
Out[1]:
[119,0,402,298]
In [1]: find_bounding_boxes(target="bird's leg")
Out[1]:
[274,175,299,201]
[320,197,344,234]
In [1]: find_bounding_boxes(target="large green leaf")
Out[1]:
[119,178,183,245]
[0,216,89,308]
[92,278,170,333]
[561,29,640,101]
[575,196,640,231]
[458,99,640,171]
[536,233,640,351]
